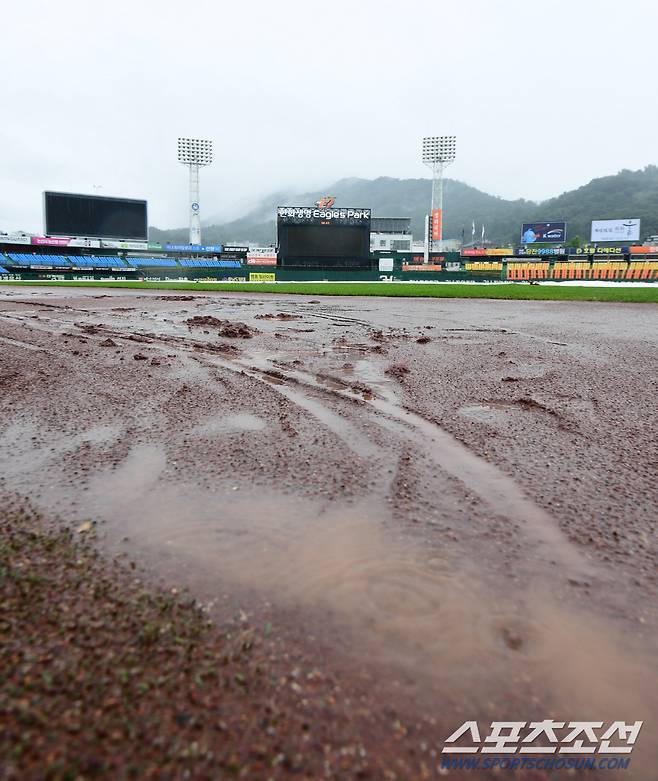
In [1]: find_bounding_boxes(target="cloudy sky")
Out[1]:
[1,0,656,233]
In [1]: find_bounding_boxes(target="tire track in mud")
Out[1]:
[14,307,601,579]
[207,345,598,579]
[0,334,51,353]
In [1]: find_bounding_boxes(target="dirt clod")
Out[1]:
[385,364,410,381]
[186,316,258,338]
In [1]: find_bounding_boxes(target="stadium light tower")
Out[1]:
[177,137,213,245]
[422,136,456,252]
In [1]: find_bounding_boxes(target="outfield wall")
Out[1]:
[2,250,657,284]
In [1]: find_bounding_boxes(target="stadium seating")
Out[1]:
[69,255,126,268]
[506,262,550,280]
[0,265,8,274]
[464,261,503,272]
[128,257,179,267]
[625,261,658,280]
[178,259,241,268]
[551,262,594,280]
[7,253,71,266]
[587,262,627,281]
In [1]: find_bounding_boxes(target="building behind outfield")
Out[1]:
[370,218,413,252]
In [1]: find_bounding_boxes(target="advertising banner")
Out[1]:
[485,248,513,256]
[629,245,658,254]
[516,246,564,256]
[463,248,512,256]
[0,234,32,245]
[69,237,101,248]
[222,245,248,254]
[101,239,148,250]
[246,256,277,265]
[431,208,442,241]
[590,219,640,242]
[378,258,394,272]
[521,221,567,244]
[402,264,443,272]
[249,272,275,282]
[567,246,628,256]
[247,247,276,255]
[165,243,222,253]
[32,236,71,247]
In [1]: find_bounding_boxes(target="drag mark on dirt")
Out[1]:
[0,335,48,353]
[201,346,596,578]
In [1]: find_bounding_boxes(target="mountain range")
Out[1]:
[149,165,658,246]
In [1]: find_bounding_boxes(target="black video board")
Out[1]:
[277,206,371,268]
[44,191,148,240]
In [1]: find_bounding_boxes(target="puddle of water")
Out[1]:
[194,414,266,435]
[316,374,349,391]
[98,485,501,681]
[262,374,286,385]
[73,468,658,740]
[0,419,123,479]
[86,443,166,504]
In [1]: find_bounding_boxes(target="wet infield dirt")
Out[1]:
[0,286,657,779]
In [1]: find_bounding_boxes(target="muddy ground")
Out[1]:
[0,287,656,779]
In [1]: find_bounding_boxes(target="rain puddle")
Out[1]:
[0,419,124,480]
[59,466,658,742]
[194,414,266,435]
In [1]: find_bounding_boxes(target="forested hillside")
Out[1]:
[150,166,658,246]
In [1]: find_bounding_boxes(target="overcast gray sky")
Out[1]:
[1,0,656,233]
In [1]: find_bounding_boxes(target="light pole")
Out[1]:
[422,136,456,254]
[177,137,213,245]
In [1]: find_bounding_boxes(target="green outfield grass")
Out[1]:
[1,279,658,302]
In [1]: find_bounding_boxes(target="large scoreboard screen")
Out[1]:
[277,207,371,269]
[44,191,148,240]
[285,225,365,258]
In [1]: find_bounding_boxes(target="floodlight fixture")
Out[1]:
[177,137,214,244]
[422,135,457,252]
[422,136,456,165]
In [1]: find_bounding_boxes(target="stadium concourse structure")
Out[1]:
[2,189,657,282]
[0,213,658,282]
[2,242,658,283]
